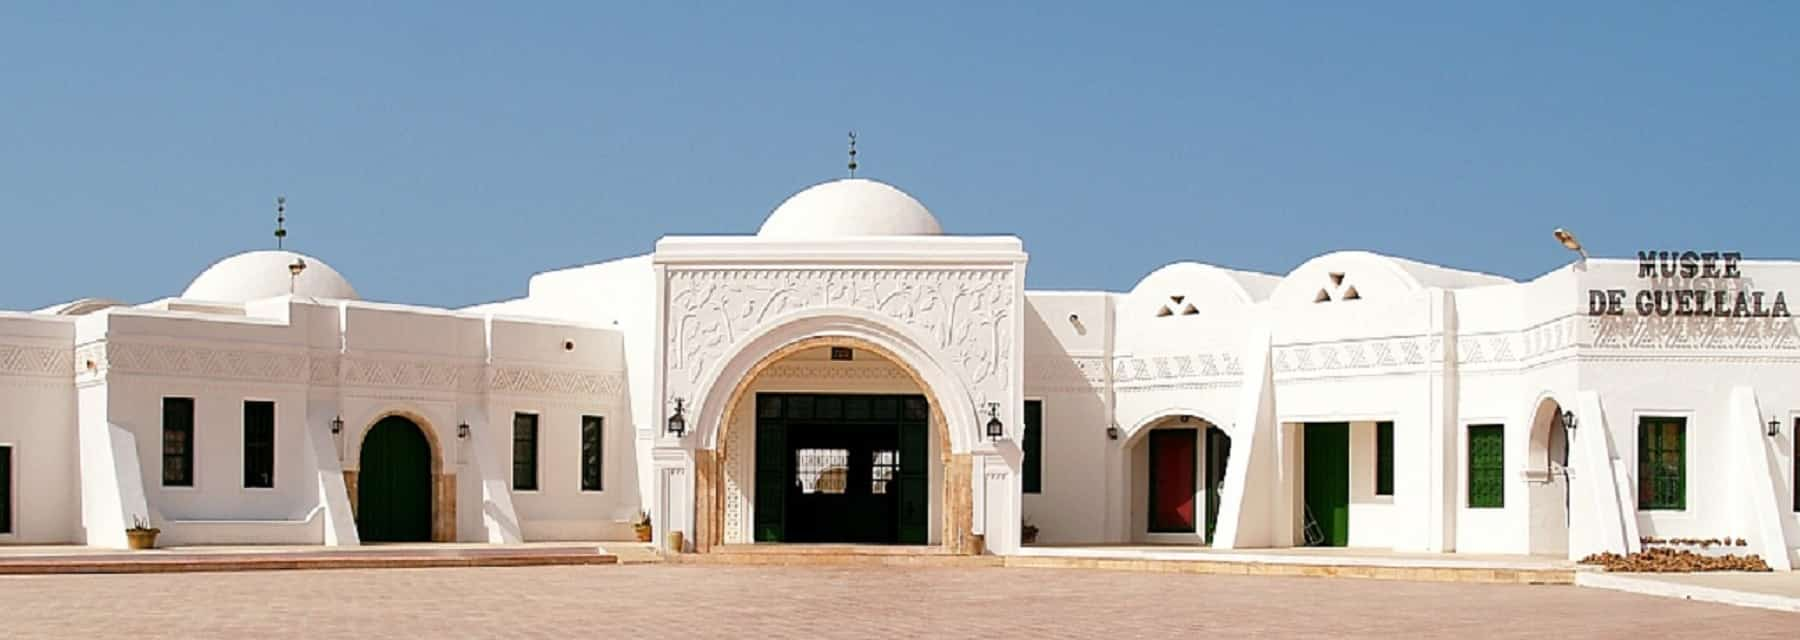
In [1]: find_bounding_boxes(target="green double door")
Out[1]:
[1303,422,1350,547]
[754,393,929,544]
[357,416,433,542]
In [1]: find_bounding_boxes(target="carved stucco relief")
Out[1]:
[664,268,1017,416]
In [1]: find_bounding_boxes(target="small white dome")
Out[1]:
[182,250,359,303]
[758,178,943,238]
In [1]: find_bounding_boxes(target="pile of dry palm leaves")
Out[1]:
[1579,547,1770,572]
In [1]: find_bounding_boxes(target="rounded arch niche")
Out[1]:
[685,312,984,554]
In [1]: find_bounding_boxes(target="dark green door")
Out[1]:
[1303,422,1349,547]
[357,416,432,542]
[753,393,927,544]
[1204,426,1231,541]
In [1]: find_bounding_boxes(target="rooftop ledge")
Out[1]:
[653,235,1027,266]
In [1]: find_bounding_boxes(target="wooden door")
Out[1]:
[1303,423,1350,547]
[357,417,432,542]
[1148,429,1198,533]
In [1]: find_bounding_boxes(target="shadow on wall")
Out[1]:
[1020,308,1110,545]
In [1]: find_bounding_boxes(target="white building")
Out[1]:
[2,177,1796,569]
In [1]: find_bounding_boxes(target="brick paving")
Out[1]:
[0,564,1791,638]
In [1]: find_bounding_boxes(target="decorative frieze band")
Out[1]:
[0,343,74,379]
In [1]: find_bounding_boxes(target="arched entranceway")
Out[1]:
[1525,396,1572,556]
[1126,414,1231,544]
[693,333,982,555]
[357,416,434,542]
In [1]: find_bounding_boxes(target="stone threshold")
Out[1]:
[0,545,619,576]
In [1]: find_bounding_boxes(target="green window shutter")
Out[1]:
[0,445,11,534]
[1375,421,1394,496]
[1637,417,1686,510]
[513,413,538,491]
[1466,424,1504,508]
[1022,400,1043,494]
[581,415,604,492]
[162,397,195,487]
[753,406,787,542]
[897,415,929,544]
[243,401,275,489]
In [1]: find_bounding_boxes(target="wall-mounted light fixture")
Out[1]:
[668,398,688,438]
[985,403,1004,441]
[330,415,344,435]
[458,423,471,439]
[1767,416,1782,438]
[1560,409,1578,432]
[1105,422,1119,440]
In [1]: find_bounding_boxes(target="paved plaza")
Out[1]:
[0,564,1791,638]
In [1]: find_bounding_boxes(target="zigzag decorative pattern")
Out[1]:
[0,343,73,378]
[490,366,628,396]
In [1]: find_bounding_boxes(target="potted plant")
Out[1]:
[631,510,652,543]
[126,516,160,550]
[1021,519,1039,545]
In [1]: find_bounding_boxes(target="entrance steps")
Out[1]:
[0,543,619,575]
[1008,546,1581,585]
[675,544,1002,568]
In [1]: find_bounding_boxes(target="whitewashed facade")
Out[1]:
[1,178,1796,569]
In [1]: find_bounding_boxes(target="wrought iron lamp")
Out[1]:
[1105,422,1120,440]
[1560,409,1578,432]
[329,415,343,435]
[985,403,1004,441]
[1767,416,1782,438]
[668,398,688,438]
[458,423,471,439]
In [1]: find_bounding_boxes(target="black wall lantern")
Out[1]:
[1560,409,1578,432]
[668,398,688,438]
[330,415,344,435]
[1105,423,1120,440]
[985,403,1004,441]
[458,423,471,439]
[1767,416,1782,438]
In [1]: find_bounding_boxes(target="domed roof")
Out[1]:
[182,250,359,303]
[758,178,943,238]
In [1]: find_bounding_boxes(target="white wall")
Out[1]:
[0,314,79,543]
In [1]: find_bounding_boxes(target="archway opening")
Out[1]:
[1128,415,1230,544]
[1526,398,1572,556]
[699,334,978,554]
[357,416,434,542]
[715,343,944,547]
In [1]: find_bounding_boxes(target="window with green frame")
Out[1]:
[513,413,539,491]
[1375,421,1394,496]
[1466,424,1504,508]
[1022,400,1042,494]
[1638,416,1685,510]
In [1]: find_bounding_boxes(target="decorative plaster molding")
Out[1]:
[665,267,1017,412]
[1112,351,1242,384]
[1586,315,1800,351]
[340,356,482,393]
[0,343,74,379]
[758,362,912,382]
[1272,336,1436,375]
[489,366,628,397]
[106,342,309,383]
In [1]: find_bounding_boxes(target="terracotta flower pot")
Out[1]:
[634,525,652,543]
[126,529,159,550]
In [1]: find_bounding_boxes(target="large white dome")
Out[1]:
[182,250,359,303]
[757,178,943,238]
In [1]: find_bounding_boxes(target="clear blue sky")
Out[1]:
[3,2,1795,310]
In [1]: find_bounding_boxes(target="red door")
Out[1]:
[1149,429,1198,532]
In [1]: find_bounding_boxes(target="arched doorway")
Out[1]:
[1525,397,1572,556]
[1127,414,1231,544]
[694,332,981,554]
[357,416,433,542]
